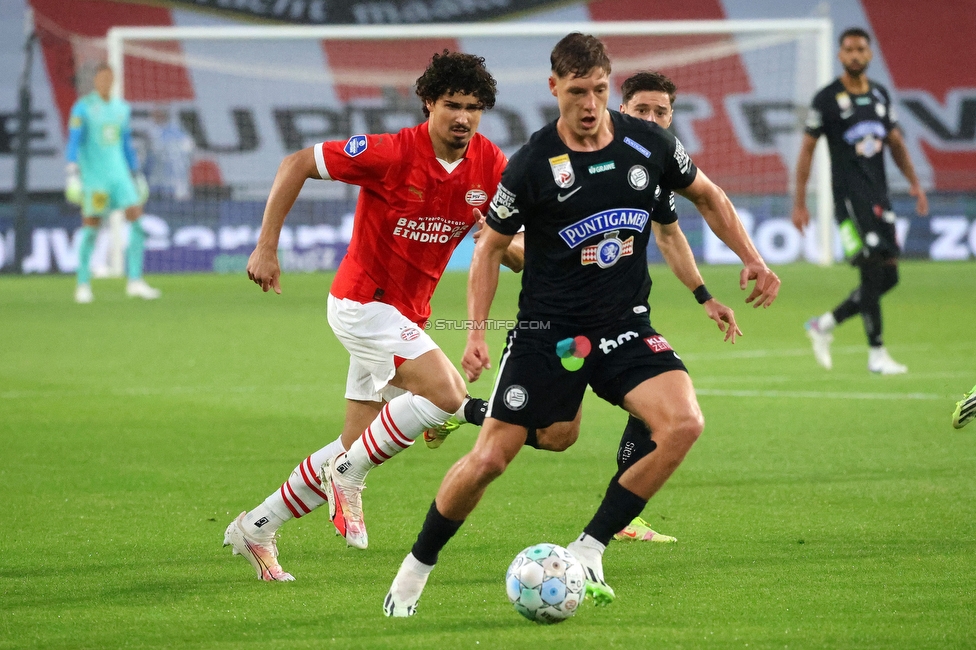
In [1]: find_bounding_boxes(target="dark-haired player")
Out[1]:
[384,33,779,616]
[611,70,745,543]
[225,51,513,580]
[792,27,928,374]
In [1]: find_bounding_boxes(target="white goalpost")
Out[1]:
[103,18,834,275]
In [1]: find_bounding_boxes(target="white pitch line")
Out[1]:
[693,370,973,384]
[695,388,943,401]
[679,345,932,361]
[0,384,342,400]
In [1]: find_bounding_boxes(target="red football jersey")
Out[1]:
[316,122,506,325]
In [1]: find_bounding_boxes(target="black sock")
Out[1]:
[858,262,884,347]
[463,397,488,426]
[615,415,656,477]
[411,501,464,566]
[832,287,861,324]
[523,428,539,448]
[582,477,648,546]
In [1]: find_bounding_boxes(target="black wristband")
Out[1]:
[693,284,713,305]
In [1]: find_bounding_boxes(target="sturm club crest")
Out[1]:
[548,154,575,188]
[582,232,634,268]
[628,165,649,190]
[504,385,528,410]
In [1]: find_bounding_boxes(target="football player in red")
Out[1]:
[224,51,512,580]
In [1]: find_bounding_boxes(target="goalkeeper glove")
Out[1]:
[65,163,82,205]
[134,172,150,205]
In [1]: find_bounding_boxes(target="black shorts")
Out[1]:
[837,196,899,264]
[486,316,687,430]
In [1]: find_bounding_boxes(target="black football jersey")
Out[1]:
[805,78,899,208]
[486,111,698,329]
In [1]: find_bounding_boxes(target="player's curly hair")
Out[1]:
[550,32,611,79]
[621,71,677,106]
[415,50,497,117]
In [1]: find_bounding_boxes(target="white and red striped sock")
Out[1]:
[243,435,346,536]
[341,393,452,483]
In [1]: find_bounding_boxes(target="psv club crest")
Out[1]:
[465,189,488,206]
[400,327,421,341]
[548,154,575,189]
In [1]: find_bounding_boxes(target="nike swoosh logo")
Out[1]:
[557,187,581,202]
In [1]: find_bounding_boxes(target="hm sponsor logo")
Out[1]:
[598,331,640,354]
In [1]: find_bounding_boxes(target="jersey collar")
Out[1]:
[422,121,474,177]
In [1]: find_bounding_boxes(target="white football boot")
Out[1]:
[126,279,161,300]
[868,346,907,375]
[74,284,94,304]
[567,539,615,605]
[384,554,432,617]
[223,512,294,581]
[804,317,833,370]
[320,453,368,549]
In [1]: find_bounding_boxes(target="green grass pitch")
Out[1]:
[2,261,975,649]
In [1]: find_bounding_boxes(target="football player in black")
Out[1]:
[792,27,928,374]
[473,71,744,545]
[384,33,780,616]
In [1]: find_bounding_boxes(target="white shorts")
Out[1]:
[327,295,439,403]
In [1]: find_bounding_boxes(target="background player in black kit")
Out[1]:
[383,33,781,616]
[611,70,743,543]
[792,27,928,375]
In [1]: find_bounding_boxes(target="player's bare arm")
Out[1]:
[791,133,819,232]
[676,170,781,308]
[463,216,513,382]
[501,232,525,272]
[653,220,742,343]
[471,213,524,272]
[652,220,703,291]
[886,128,929,217]
[247,147,319,294]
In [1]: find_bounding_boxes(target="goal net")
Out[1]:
[103,19,833,275]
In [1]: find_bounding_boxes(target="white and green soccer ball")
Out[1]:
[505,543,586,624]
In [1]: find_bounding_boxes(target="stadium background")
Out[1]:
[1,0,974,276]
[2,3,975,646]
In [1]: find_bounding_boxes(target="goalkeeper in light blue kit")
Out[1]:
[65,63,160,303]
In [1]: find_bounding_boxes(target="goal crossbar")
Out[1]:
[105,18,835,269]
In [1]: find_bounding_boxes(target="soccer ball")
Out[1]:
[505,543,586,624]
